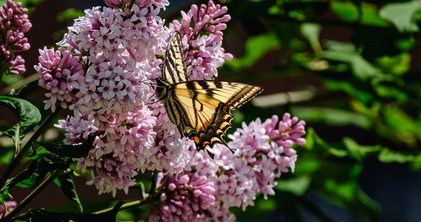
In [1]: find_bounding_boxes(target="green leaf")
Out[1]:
[300,23,321,53]
[303,128,348,157]
[373,83,408,102]
[56,8,84,23]
[331,1,388,26]
[17,0,45,8]
[359,3,389,27]
[342,138,382,161]
[56,173,83,213]
[276,176,311,196]
[255,198,278,211]
[380,1,421,32]
[324,79,374,104]
[331,0,359,22]
[376,53,411,76]
[231,110,245,126]
[11,154,67,189]
[10,159,40,189]
[304,128,384,161]
[38,133,96,158]
[2,74,22,86]
[228,33,280,70]
[395,38,415,52]
[380,105,420,145]
[378,149,421,164]
[0,96,41,143]
[321,179,380,221]
[322,41,383,80]
[291,107,371,129]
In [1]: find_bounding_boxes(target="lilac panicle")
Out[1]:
[227,113,306,200]
[149,112,307,221]
[36,4,307,220]
[149,154,217,222]
[35,47,83,112]
[104,0,132,9]
[0,0,32,74]
[170,0,233,80]
[35,0,236,196]
[187,113,306,216]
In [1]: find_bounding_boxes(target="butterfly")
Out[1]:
[155,32,263,154]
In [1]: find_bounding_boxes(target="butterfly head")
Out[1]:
[155,77,170,101]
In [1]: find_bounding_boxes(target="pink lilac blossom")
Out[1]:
[149,161,216,222]
[62,105,157,195]
[220,113,306,206]
[35,48,83,112]
[55,111,98,145]
[104,0,132,9]
[54,5,162,115]
[170,0,233,80]
[197,203,236,222]
[139,103,194,174]
[0,201,16,218]
[214,113,305,215]
[38,1,303,208]
[212,145,258,210]
[35,1,175,196]
[0,0,31,74]
[150,113,306,220]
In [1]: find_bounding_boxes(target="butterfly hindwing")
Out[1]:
[158,32,263,153]
[172,80,262,150]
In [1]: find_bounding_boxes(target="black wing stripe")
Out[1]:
[164,54,176,83]
[166,98,181,125]
[160,33,264,155]
[167,46,183,82]
[226,86,263,108]
[172,98,192,130]
[163,32,187,84]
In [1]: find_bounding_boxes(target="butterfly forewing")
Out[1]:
[175,80,263,109]
[162,33,187,84]
[159,32,263,153]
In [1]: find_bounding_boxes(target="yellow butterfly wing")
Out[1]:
[172,81,262,150]
[159,32,263,152]
[162,32,187,84]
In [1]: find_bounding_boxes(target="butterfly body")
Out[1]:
[157,32,263,152]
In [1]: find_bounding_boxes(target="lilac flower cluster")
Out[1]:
[36,0,233,195]
[35,0,307,220]
[150,171,216,222]
[170,0,233,80]
[0,0,31,75]
[150,114,306,221]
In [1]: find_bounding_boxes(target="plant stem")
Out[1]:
[1,170,60,222]
[149,170,158,195]
[93,171,161,216]
[0,108,61,188]
[93,194,159,215]
[1,73,39,95]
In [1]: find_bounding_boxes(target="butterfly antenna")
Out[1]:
[144,82,161,105]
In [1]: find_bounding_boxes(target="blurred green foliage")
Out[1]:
[223,0,421,221]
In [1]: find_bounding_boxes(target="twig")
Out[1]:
[1,171,60,222]
[1,73,39,95]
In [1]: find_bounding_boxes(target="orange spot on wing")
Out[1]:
[190,136,200,144]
